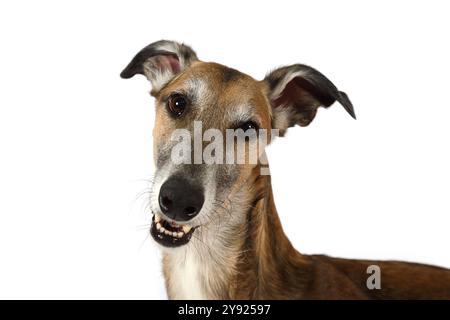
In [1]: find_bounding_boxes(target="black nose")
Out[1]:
[158,177,204,221]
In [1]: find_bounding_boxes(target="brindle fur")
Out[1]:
[122,40,450,300]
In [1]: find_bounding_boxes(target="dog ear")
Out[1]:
[264,64,355,135]
[120,40,198,93]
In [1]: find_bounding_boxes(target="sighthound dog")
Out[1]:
[121,40,450,299]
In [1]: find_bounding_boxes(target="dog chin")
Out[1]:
[150,213,196,248]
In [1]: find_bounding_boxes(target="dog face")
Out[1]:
[121,40,355,249]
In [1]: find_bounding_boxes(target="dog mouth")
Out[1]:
[150,213,195,247]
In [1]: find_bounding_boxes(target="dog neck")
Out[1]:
[162,165,310,299]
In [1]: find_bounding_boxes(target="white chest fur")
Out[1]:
[164,248,209,300]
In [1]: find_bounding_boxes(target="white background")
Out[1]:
[0,1,449,299]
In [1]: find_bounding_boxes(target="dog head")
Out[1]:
[121,40,355,248]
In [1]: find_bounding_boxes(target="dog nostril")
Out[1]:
[160,196,172,210]
[184,206,197,216]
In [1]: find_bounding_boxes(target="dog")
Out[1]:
[121,40,450,299]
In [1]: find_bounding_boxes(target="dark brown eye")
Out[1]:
[238,121,259,132]
[167,94,188,117]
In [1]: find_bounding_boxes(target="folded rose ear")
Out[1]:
[120,40,198,93]
[264,64,355,135]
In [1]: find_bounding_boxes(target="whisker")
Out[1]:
[138,232,151,252]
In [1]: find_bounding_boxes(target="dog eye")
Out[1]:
[167,94,188,117]
[237,121,259,132]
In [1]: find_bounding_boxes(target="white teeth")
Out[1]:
[154,215,191,238]
[182,225,192,233]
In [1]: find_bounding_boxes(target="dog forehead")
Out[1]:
[165,62,263,103]
[188,61,250,85]
[157,61,271,128]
